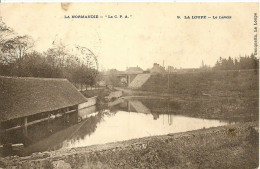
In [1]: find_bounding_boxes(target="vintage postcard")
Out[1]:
[0,2,259,169]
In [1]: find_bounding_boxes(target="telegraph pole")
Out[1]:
[168,67,170,91]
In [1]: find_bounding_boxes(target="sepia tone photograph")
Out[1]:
[0,2,259,169]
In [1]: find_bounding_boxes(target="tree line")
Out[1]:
[0,18,99,89]
[213,54,259,70]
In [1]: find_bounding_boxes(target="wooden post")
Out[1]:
[23,117,28,136]
[127,101,131,112]
[167,70,170,92]
[127,75,131,86]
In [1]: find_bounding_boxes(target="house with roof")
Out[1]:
[126,66,143,74]
[150,63,166,74]
[0,76,95,132]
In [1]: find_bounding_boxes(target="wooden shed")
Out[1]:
[0,76,88,131]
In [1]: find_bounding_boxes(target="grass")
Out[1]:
[140,70,259,98]
[80,89,109,98]
[134,70,259,122]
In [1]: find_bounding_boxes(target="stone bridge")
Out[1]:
[103,72,151,88]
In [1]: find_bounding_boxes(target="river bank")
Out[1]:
[0,121,258,169]
[116,87,258,122]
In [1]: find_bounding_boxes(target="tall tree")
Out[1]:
[0,35,34,63]
[0,18,15,64]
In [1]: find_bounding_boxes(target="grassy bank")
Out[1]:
[137,97,259,122]
[80,88,110,98]
[80,88,111,109]
[131,70,259,122]
[141,70,259,98]
[0,122,258,169]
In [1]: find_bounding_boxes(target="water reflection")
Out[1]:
[0,106,100,157]
[0,98,235,157]
[65,111,228,149]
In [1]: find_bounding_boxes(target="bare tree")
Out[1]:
[0,17,13,44]
[0,35,34,63]
[44,37,73,68]
[0,19,34,64]
[0,17,15,64]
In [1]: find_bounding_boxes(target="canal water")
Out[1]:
[64,111,228,149]
[0,98,232,157]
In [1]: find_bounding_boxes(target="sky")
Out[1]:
[0,3,258,70]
